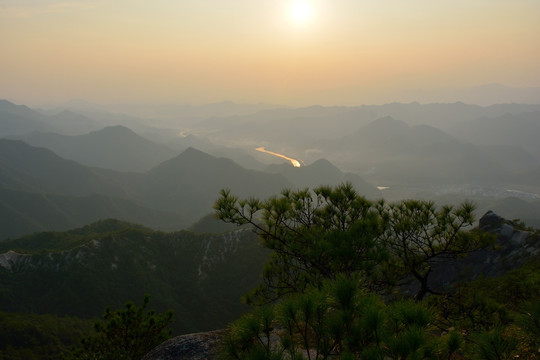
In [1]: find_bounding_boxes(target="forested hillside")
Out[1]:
[0,220,269,335]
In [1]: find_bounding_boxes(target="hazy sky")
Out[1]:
[1,0,539,106]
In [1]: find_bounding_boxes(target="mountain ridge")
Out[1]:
[0,222,269,335]
[11,125,178,172]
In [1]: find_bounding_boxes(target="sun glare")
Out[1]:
[288,1,313,26]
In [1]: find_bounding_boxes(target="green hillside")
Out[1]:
[0,220,269,335]
[0,311,93,360]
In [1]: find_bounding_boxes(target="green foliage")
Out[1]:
[0,311,93,360]
[70,294,173,360]
[518,301,540,350]
[215,184,388,303]
[0,222,268,335]
[378,200,494,300]
[216,184,539,359]
[223,266,540,359]
[442,330,462,359]
[215,183,487,303]
[0,219,151,254]
[473,327,518,360]
[427,255,540,358]
[222,277,445,360]
[509,218,540,234]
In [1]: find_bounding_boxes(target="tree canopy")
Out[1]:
[215,183,538,359]
[215,184,386,303]
[214,183,488,302]
[70,294,174,360]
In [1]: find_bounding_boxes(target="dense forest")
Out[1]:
[2,184,538,359]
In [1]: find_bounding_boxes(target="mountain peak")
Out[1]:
[181,146,207,156]
[358,116,409,137]
[83,125,143,143]
[93,125,135,135]
[308,158,340,171]
[368,116,407,127]
[174,147,219,163]
[149,147,220,174]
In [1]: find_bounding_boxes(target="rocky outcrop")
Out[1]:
[0,250,26,270]
[471,210,539,274]
[423,210,540,294]
[142,330,225,360]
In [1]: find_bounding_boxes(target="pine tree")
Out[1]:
[70,294,173,360]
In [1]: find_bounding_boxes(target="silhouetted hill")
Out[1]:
[43,109,102,135]
[0,188,186,240]
[208,147,268,171]
[324,117,507,185]
[0,140,298,238]
[165,134,217,154]
[194,105,378,147]
[357,101,540,130]
[13,125,178,172]
[265,158,381,198]
[0,139,127,196]
[449,111,540,160]
[188,102,540,153]
[137,147,292,223]
[0,99,53,136]
[333,116,455,156]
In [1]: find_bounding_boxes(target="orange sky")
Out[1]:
[1,0,539,106]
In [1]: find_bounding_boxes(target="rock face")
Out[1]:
[142,330,225,360]
[423,210,540,294]
[476,210,539,271]
[0,225,268,335]
[479,210,531,248]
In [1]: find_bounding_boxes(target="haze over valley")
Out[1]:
[2,97,540,240]
[1,1,540,358]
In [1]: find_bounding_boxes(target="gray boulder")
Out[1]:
[143,330,225,360]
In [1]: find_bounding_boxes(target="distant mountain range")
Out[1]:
[135,147,292,220]
[185,101,540,147]
[0,139,128,197]
[0,99,54,136]
[1,98,540,238]
[12,126,178,172]
[0,139,295,238]
[390,84,540,107]
[449,111,540,160]
[0,136,387,239]
[322,116,508,184]
[1,95,540,358]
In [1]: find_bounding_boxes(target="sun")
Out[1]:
[288,1,313,26]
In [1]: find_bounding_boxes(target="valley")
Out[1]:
[1,98,539,359]
[2,99,540,238]
[2,2,539,357]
